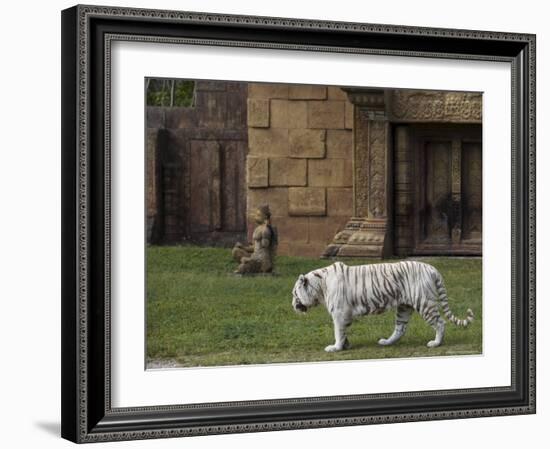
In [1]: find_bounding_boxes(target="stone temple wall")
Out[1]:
[146,81,248,245]
[246,83,355,258]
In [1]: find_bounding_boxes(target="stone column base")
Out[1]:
[322,217,391,258]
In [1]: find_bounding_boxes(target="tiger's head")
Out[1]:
[292,271,324,313]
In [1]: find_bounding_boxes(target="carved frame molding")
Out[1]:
[61,5,535,443]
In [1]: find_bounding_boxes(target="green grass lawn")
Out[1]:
[146,245,482,368]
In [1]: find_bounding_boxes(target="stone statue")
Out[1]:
[232,204,277,274]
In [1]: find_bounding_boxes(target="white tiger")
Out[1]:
[291,261,474,352]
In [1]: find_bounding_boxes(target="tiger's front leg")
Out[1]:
[325,312,351,352]
[378,305,413,346]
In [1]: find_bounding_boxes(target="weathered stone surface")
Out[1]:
[225,92,248,129]
[308,101,346,129]
[308,217,349,244]
[326,130,352,159]
[345,101,354,129]
[222,141,247,232]
[288,188,326,216]
[274,241,291,256]
[308,159,353,187]
[248,128,289,156]
[289,129,326,158]
[196,91,227,128]
[247,157,268,188]
[288,84,327,100]
[284,242,326,258]
[327,86,348,100]
[146,107,165,128]
[189,140,221,232]
[171,128,246,142]
[146,128,159,217]
[270,100,288,129]
[327,188,353,216]
[247,99,270,128]
[270,100,308,129]
[274,217,309,243]
[287,101,309,129]
[248,83,289,99]
[226,82,247,93]
[164,108,198,129]
[195,80,227,91]
[248,187,288,218]
[269,158,307,186]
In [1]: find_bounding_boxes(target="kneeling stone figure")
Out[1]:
[291,261,474,352]
[232,204,277,274]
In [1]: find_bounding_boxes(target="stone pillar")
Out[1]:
[322,89,392,258]
[393,125,414,255]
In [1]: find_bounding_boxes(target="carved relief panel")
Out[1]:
[391,90,482,123]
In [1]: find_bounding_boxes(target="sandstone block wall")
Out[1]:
[247,83,354,258]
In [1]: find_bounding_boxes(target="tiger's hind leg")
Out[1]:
[420,301,445,348]
[427,317,445,348]
[378,305,413,346]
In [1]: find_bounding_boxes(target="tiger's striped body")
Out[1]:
[291,261,473,352]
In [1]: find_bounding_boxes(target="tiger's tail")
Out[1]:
[434,272,474,327]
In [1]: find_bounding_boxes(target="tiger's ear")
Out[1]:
[299,274,308,286]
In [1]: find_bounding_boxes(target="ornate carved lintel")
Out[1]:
[390,90,482,123]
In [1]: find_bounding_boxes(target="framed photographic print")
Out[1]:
[61,4,536,443]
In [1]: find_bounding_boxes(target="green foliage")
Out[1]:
[147,245,482,367]
[146,78,195,107]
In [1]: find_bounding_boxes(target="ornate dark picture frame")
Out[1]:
[61,4,536,443]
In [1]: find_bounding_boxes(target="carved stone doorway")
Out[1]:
[321,88,483,259]
[394,124,482,256]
